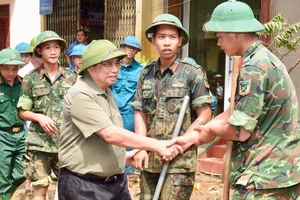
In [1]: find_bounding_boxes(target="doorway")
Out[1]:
[0,4,9,49]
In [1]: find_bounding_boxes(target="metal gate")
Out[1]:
[45,0,80,67]
[104,0,136,47]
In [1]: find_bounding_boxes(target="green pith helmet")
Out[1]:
[0,48,26,65]
[27,36,38,53]
[203,0,265,33]
[145,13,189,46]
[79,40,127,75]
[33,30,67,58]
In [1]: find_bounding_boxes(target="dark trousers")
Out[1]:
[58,168,132,200]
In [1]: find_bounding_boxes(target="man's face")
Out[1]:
[216,32,238,57]
[122,45,139,60]
[151,24,182,60]
[72,55,83,72]
[36,40,61,64]
[76,31,86,44]
[0,65,19,84]
[21,53,32,65]
[87,57,121,90]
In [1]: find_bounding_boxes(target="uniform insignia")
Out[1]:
[239,77,251,96]
[11,54,16,59]
[172,81,185,88]
[0,92,5,96]
[47,32,52,37]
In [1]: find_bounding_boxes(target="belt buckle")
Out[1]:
[12,127,21,133]
[104,175,117,183]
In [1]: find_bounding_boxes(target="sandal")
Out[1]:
[25,189,33,196]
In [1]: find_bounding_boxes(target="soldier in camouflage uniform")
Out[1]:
[17,30,77,199]
[0,48,26,200]
[177,1,300,199]
[131,14,212,200]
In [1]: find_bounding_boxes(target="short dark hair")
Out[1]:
[76,29,87,36]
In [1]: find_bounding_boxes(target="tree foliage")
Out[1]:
[258,13,300,73]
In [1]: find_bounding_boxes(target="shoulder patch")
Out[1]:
[145,60,156,69]
[27,67,38,75]
[239,77,251,96]
[181,57,201,69]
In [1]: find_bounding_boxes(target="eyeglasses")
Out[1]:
[99,60,122,70]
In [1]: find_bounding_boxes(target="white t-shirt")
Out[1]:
[18,61,35,78]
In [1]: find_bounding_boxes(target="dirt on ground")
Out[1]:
[12,172,224,200]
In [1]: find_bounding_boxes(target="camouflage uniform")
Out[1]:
[132,57,211,199]
[17,65,76,184]
[228,40,300,198]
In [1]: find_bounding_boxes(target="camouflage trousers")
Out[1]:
[22,150,58,187]
[232,183,300,200]
[139,171,195,200]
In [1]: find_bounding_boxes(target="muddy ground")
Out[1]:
[12,172,224,200]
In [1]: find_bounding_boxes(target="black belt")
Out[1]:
[60,168,120,183]
[0,126,23,133]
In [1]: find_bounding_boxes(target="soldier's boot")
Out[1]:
[32,186,48,200]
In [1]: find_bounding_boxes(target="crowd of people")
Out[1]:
[0,1,299,200]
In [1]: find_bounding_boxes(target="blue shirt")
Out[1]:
[111,59,143,115]
[66,41,87,67]
[66,66,77,74]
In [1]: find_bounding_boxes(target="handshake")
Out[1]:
[126,125,216,170]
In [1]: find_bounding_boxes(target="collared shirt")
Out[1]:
[132,57,212,173]
[17,65,76,152]
[66,65,77,74]
[58,72,125,177]
[66,41,87,67]
[0,74,24,127]
[111,59,143,115]
[66,41,88,56]
[228,40,300,189]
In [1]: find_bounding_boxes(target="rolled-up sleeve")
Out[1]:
[228,110,258,132]
[17,76,33,111]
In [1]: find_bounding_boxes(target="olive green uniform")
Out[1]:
[59,72,126,176]
[0,75,26,199]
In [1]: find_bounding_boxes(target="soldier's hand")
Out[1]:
[169,132,199,151]
[156,141,183,162]
[193,126,216,145]
[38,114,58,135]
[132,150,149,170]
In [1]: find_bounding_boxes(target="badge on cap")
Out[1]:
[239,77,251,96]
[11,54,16,59]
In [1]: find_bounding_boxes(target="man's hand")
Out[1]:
[168,131,199,151]
[38,114,58,135]
[126,149,141,165]
[155,140,184,162]
[193,125,216,145]
[132,150,149,170]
